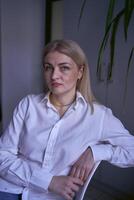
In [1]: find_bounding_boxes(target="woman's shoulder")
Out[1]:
[27,93,45,101]
[18,93,46,108]
[21,93,45,101]
[93,102,112,115]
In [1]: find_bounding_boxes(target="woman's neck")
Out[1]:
[50,92,76,108]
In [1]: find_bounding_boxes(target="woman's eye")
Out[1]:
[60,66,70,71]
[44,65,53,71]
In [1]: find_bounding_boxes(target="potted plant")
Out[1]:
[78,0,134,104]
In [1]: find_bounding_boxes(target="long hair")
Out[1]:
[43,39,96,113]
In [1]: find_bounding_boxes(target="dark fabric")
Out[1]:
[0,192,22,200]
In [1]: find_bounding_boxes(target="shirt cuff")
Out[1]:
[29,168,53,191]
[90,144,114,162]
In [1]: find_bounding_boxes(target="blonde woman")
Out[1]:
[0,40,134,200]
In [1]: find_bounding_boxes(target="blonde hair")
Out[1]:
[43,39,96,113]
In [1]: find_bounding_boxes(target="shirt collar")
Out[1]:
[41,91,87,109]
[74,91,87,109]
[41,92,53,108]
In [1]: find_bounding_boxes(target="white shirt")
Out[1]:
[0,92,134,200]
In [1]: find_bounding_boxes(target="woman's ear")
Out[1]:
[78,65,84,80]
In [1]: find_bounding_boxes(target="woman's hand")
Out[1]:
[69,147,95,182]
[48,175,83,200]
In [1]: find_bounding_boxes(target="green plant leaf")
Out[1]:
[124,0,134,40]
[96,26,111,81]
[126,47,134,79]
[104,0,116,49]
[123,47,134,106]
[97,9,124,81]
[105,0,116,31]
[77,0,87,30]
[108,12,123,81]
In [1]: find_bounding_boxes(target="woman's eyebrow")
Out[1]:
[44,62,72,66]
[44,62,52,65]
[58,62,71,66]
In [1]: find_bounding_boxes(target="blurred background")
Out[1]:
[0,0,134,199]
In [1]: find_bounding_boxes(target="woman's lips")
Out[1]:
[51,82,63,87]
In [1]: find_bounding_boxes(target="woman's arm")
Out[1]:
[91,108,134,167]
[49,176,83,200]
[69,147,94,182]
[0,97,53,192]
[70,108,134,181]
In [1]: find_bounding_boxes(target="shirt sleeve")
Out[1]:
[0,96,53,192]
[90,108,134,167]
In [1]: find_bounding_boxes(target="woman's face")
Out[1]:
[44,51,83,98]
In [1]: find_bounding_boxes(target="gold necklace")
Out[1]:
[50,95,76,108]
[52,101,74,107]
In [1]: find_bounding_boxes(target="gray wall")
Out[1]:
[0,0,134,196]
[63,0,134,195]
[0,2,1,126]
[0,0,45,129]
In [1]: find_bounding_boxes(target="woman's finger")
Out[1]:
[64,192,73,200]
[69,180,81,192]
[73,167,81,178]
[69,166,76,177]
[79,168,85,181]
[69,190,75,198]
[83,165,94,181]
[65,187,75,200]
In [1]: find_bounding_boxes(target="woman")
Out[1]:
[0,39,134,200]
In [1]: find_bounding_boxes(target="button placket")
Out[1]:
[42,121,61,168]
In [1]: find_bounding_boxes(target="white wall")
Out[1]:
[0,0,45,129]
[63,0,134,195]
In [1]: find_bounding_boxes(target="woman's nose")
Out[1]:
[51,68,60,80]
